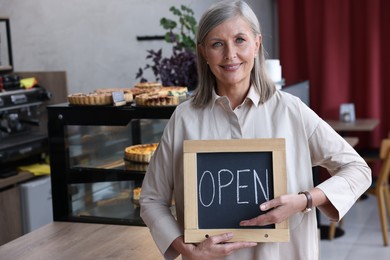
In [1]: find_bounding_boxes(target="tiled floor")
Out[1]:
[320,194,390,260]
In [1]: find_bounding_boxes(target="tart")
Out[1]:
[134,81,162,89]
[95,88,134,103]
[124,143,159,163]
[68,92,112,105]
[129,87,161,97]
[159,86,188,97]
[124,159,149,171]
[133,85,188,106]
[133,187,142,206]
[87,93,113,105]
[67,93,85,105]
[123,92,134,103]
[95,87,133,93]
[68,89,133,105]
[135,93,179,106]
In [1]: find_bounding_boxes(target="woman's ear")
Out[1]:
[255,34,262,56]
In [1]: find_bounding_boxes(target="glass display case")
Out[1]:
[47,103,175,225]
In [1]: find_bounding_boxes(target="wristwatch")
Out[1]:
[298,191,313,213]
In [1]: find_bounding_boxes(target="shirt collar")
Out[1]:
[246,86,260,107]
[210,85,260,110]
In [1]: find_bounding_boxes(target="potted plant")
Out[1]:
[136,5,198,90]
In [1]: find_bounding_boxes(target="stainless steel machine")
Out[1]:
[0,83,51,178]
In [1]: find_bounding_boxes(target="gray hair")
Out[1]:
[192,0,276,107]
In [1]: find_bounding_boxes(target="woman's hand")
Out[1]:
[239,193,307,227]
[172,233,257,260]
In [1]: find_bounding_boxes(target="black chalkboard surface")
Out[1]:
[197,152,274,229]
[183,138,289,243]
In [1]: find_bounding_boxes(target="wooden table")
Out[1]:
[0,222,162,260]
[344,137,359,147]
[326,119,379,132]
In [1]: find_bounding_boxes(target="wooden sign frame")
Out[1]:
[183,138,289,243]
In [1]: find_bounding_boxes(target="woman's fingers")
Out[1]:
[194,233,257,259]
[240,194,302,226]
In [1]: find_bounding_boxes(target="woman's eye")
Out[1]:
[212,42,223,47]
[236,37,245,44]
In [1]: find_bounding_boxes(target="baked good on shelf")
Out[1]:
[68,92,113,105]
[134,81,162,89]
[159,86,188,97]
[96,191,130,206]
[68,88,134,105]
[133,85,188,106]
[124,159,149,171]
[67,93,85,105]
[135,92,179,106]
[133,187,142,206]
[88,93,113,105]
[95,87,133,93]
[124,143,159,163]
[124,92,133,103]
[95,88,134,103]
[129,87,160,98]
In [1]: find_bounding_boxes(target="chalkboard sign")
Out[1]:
[183,139,289,243]
[197,151,275,229]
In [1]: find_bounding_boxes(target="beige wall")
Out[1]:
[0,0,277,94]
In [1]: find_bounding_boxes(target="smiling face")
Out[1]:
[200,16,261,93]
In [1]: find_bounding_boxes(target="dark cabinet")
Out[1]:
[47,104,175,225]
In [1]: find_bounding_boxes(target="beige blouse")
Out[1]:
[140,87,371,260]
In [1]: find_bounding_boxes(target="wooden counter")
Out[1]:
[0,171,35,190]
[0,222,162,260]
[0,171,37,245]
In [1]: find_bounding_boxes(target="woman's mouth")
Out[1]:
[220,63,242,71]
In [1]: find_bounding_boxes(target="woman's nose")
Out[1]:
[224,44,237,60]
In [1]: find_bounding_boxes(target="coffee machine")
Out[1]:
[0,75,51,178]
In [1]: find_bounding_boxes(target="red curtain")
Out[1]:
[278,0,390,149]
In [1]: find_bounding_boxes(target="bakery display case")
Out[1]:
[47,103,175,225]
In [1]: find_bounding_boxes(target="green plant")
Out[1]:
[160,5,197,51]
[136,5,198,90]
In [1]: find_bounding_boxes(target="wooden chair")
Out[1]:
[366,138,390,246]
[328,219,343,240]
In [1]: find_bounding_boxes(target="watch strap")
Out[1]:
[299,191,313,213]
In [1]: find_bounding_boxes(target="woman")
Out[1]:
[140,1,371,259]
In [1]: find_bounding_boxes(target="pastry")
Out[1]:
[67,93,85,105]
[95,88,134,103]
[68,88,133,105]
[124,159,149,171]
[135,92,179,106]
[95,87,133,94]
[87,93,113,105]
[124,143,159,163]
[134,81,162,89]
[159,86,188,97]
[68,92,112,105]
[133,187,142,206]
[133,85,188,106]
[129,87,161,97]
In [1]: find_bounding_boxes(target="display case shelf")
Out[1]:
[47,103,175,225]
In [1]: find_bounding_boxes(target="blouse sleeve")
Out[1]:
[140,112,182,259]
[308,118,372,221]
